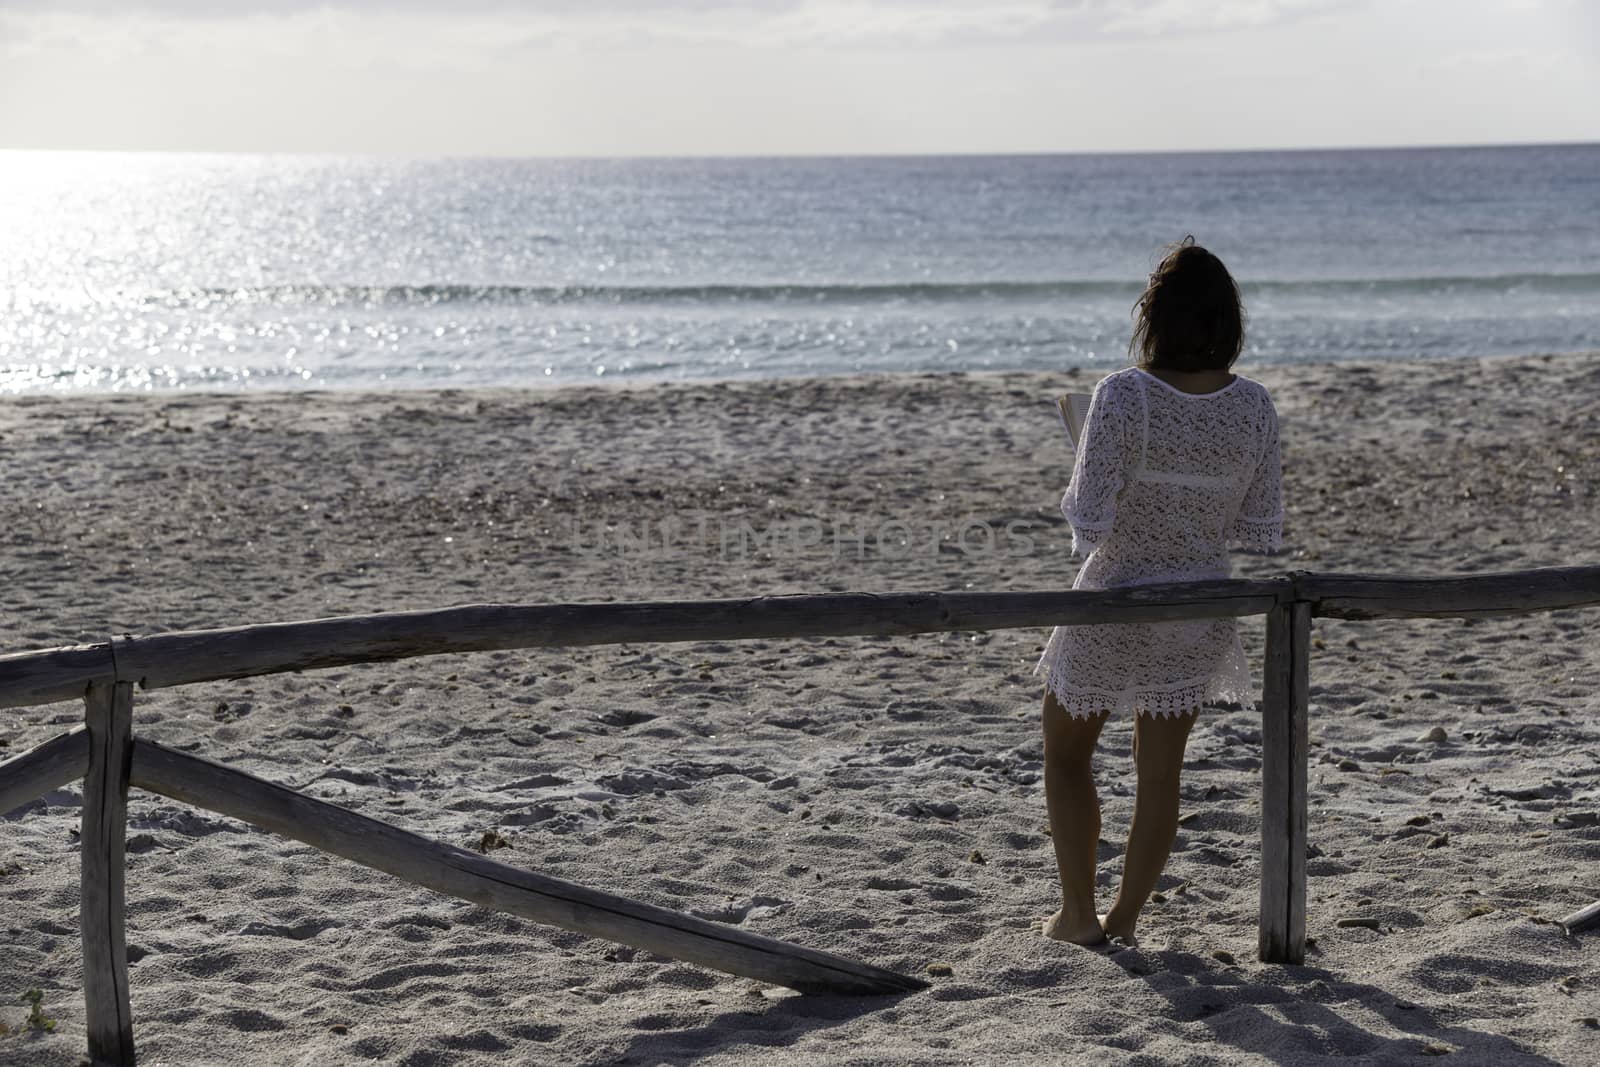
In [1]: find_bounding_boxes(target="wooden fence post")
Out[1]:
[1258,599,1310,964]
[82,679,135,1066]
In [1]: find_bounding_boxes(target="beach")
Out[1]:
[2,350,1598,1065]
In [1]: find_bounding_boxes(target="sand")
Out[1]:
[1,352,1598,1066]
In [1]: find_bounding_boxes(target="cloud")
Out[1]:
[0,0,1354,50]
[0,0,794,11]
[4,0,1593,155]
[0,2,1057,66]
[1095,0,1352,36]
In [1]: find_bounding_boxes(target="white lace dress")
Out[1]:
[1036,366,1283,718]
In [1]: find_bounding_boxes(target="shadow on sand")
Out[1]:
[1106,943,1570,1066]
[607,988,917,1066]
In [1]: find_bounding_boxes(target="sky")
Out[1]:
[0,0,1596,157]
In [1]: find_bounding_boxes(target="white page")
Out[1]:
[1056,393,1093,447]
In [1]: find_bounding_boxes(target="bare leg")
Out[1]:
[1040,692,1110,944]
[1102,709,1198,942]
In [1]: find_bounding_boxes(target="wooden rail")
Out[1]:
[129,739,920,996]
[5,568,1595,710]
[1302,566,1600,619]
[1562,900,1600,935]
[1,564,1597,1066]
[114,580,1286,692]
[0,727,89,816]
[1,580,1288,706]
[0,643,114,710]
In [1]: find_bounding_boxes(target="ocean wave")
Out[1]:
[120,280,1136,307]
[1250,271,1600,295]
[11,272,1600,312]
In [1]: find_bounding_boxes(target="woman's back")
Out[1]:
[1067,367,1281,591]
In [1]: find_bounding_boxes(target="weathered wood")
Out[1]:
[128,738,925,996]
[2,569,1595,703]
[1258,602,1292,963]
[114,580,1287,691]
[1306,566,1600,620]
[1561,899,1600,935]
[0,642,115,709]
[81,681,136,1066]
[0,728,90,817]
[1259,600,1310,965]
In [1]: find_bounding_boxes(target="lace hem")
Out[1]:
[1035,661,1255,720]
[1226,513,1283,554]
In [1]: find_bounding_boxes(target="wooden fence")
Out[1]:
[2,565,1599,1066]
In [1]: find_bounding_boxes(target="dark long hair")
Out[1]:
[1130,237,1246,372]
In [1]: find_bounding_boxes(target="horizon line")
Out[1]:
[1,137,1596,164]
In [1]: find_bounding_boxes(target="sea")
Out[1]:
[2,143,1596,394]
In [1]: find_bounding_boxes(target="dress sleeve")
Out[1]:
[1227,395,1283,552]
[1061,377,1135,557]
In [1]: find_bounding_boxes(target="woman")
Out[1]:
[1036,238,1283,945]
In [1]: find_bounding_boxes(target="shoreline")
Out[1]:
[5,347,1598,406]
[1,350,1597,1065]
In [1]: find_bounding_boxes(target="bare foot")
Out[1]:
[1042,909,1107,945]
[1100,913,1139,946]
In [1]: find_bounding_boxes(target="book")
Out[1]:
[1055,392,1093,448]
